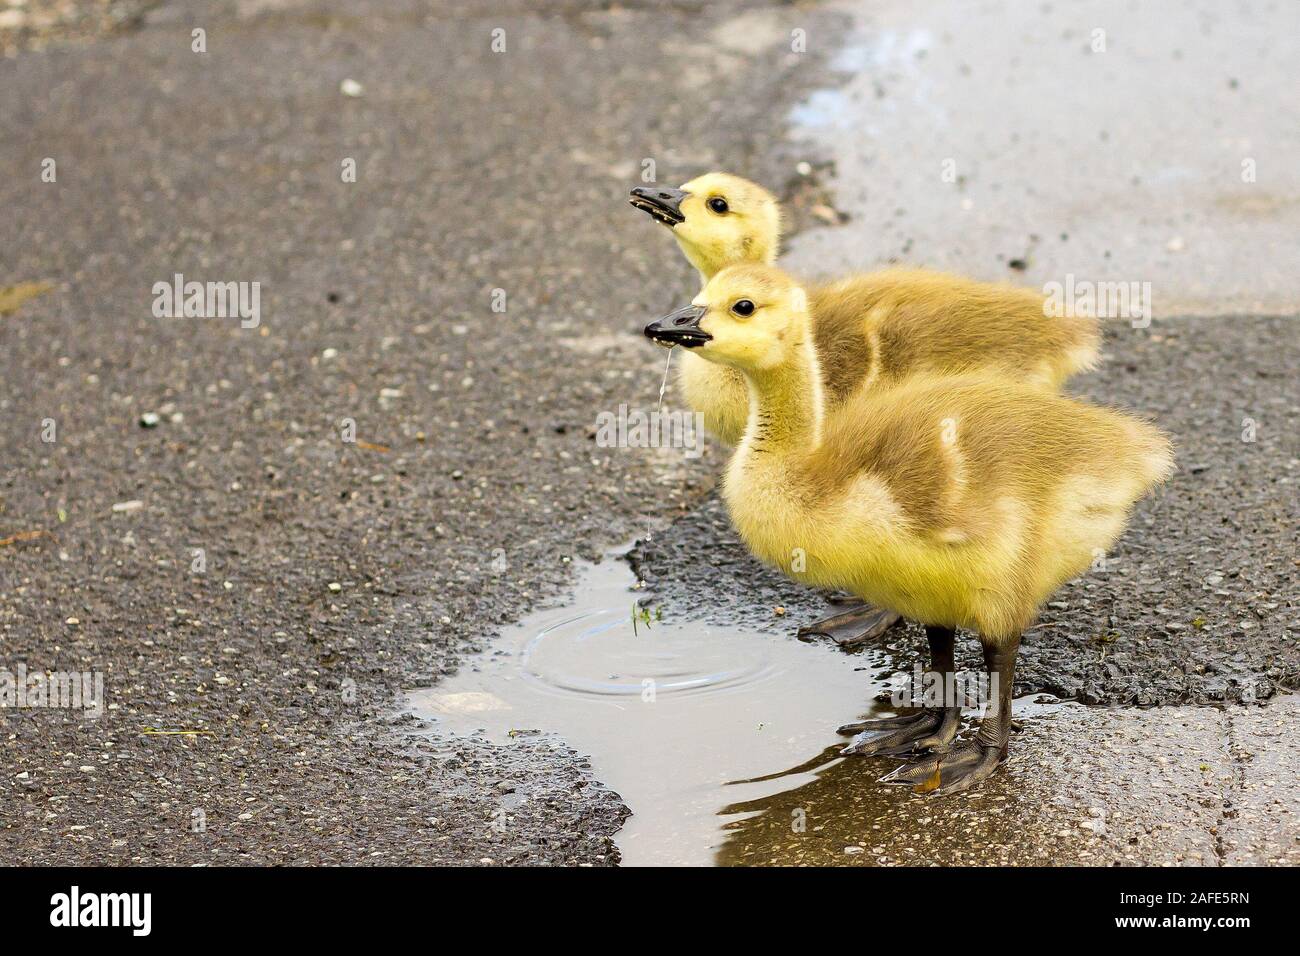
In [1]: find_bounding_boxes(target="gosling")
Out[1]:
[644,264,1173,794]
[632,172,1101,645]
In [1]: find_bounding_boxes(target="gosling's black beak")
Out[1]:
[629,186,689,226]
[644,305,711,348]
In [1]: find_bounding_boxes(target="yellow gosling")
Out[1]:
[644,264,1173,794]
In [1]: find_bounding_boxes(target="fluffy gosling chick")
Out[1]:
[631,171,1101,447]
[644,264,1173,794]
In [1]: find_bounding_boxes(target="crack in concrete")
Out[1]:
[1213,704,1254,865]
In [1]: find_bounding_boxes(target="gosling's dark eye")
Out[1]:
[707,197,729,214]
[731,299,755,317]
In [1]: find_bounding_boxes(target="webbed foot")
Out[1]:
[797,603,901,647]
[879,741,1005,795]
[838,707,962,756]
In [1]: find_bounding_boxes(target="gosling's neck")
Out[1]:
[677,242,778,289]
[739,332,825,457]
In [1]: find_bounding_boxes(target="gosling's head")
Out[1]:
[628,172,782,279]
[644,264,809,372]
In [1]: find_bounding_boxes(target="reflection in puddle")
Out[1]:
[406,554,967,866]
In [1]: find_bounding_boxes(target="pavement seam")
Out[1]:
[1211,705,1249,866]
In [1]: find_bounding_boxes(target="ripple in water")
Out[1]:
[519,605,778,701]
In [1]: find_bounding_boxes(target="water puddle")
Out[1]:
[405,553,963,866]
[787,29,945,135]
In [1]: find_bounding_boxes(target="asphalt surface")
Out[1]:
[1,0,844,864]
[2,0,1296,866]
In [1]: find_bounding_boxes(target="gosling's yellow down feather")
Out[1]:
[636,172,1102,446]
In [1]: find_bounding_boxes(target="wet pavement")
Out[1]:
[3,0,1297,866]
[1,0,845,864]
[792,0,1300,317]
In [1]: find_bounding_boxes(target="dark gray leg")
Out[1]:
[839,625,963,756]
[880,633,1019,794]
